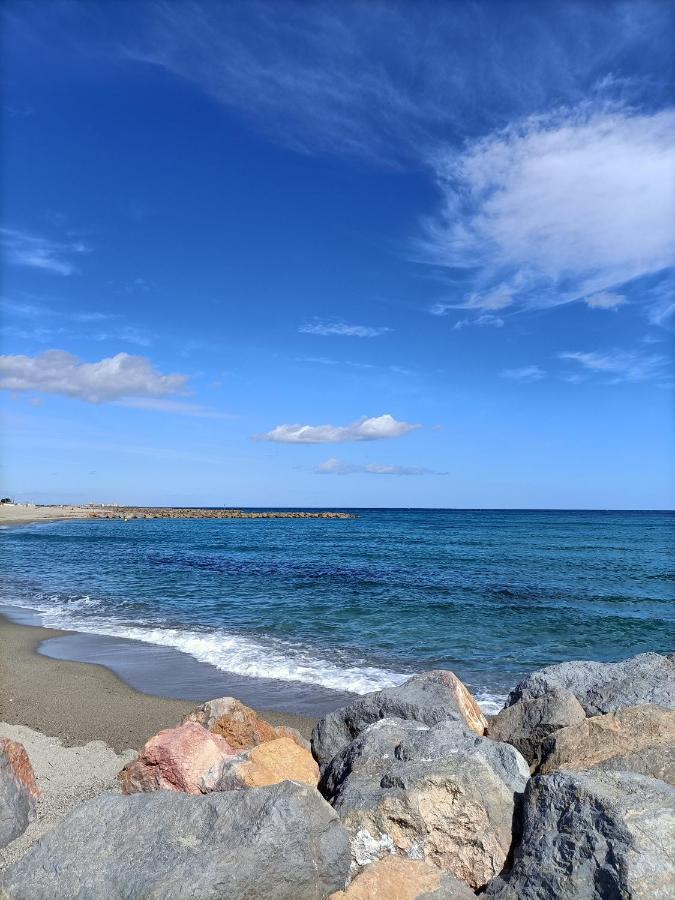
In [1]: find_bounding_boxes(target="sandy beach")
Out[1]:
[0,615,315,751]
[0,504,95,527]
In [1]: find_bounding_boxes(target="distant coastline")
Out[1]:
[0,503,355,527]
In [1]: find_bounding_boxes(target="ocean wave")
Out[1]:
[1,596,410,695]
[1,594,506,709]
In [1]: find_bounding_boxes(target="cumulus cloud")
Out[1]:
[558,350,671,383]
[316,458,441,475]
[422,106,675,322]
[257,413,419,443]
[1,228,89,275]
[299,319,390,338]
[500,365,546,382]
[0,350,188,403]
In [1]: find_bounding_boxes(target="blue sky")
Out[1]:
[1,0,674,509]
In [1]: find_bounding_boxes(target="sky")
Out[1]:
[1,0,674,509]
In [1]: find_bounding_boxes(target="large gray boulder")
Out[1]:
[487,688,586,768]
[312,671,488,771]
[0,780,350,900]
[322,717,529,891]
[0,740,38,850]
[505,652,675,716]
[537,703,675,784]
[485,770,675,899]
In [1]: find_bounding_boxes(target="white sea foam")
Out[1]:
[1,595,506,707]
[1,597,409,695]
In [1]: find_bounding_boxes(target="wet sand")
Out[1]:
[0,615,316,752]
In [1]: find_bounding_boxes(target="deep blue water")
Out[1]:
[2,509,673,710]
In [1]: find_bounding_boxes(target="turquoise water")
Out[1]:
[2,510,673,710]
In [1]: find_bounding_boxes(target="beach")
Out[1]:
[0,615,315,751]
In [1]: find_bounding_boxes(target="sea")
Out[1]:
[1,509,673,715]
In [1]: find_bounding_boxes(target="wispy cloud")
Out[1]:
[453,314,504,331]
[117,397,231,418]
[420,105,675,324]
[1,228,89,275]
[299,319,390,338]
[584,291,627,310]
[0,297,151,346]
[500,365,546,382]
[0,350,188,403]
[558,350,671,383]
[115,1,671,165]
[256,413,419,444]
[316,457,442,476]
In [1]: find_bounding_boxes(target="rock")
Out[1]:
[312,671,488,771]
[185,696,310,751]
[0,780,350,899]
[537,703,675,784]
[322,717,528,890]
[328,856,476,899]
[0,740,38,850]
[506,652,675,716]
[118,721,235,794]
[217,737,319,789]
[487,689,586,768]
[484,770,675,899]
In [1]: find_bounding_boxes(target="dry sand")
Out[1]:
[0,504,96,526]
[0,616,315,750]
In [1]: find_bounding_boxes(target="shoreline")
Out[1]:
[0,504,355,527]
[0,614,318,752]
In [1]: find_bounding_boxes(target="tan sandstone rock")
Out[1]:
[185,697,309,751]
[328,855,475,899]
[537,703,675,784]
[118,721,235,794]
[217,737,319,789]
[0,739,39,799]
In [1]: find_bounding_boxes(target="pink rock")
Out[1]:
[0,738,39,798]
[119,721,235,795]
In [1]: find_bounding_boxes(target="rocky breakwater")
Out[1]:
[1,653,673,899]
[90,505,355,520]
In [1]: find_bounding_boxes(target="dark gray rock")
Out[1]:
[0,780,350,900]
[322,717,528,891]
[487,688,586,768]
[0,754,36,850]
[311,670,487,772]
[485,770,675,899]
[505,652,675,716]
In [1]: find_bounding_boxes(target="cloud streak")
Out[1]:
[558,349,671,383]
[500,365,546,382]
[1,228,89,275]
[0,350,188,403]
[299,319,390,338]
[257,413,419,443]
[316,457,442,475]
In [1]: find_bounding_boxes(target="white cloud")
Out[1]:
[584,291,626,310]
[422,106,675,320]
[257,413,419,443]
[0,350,188,403]
[453,314,505,330]
[558,350,671,383]
[500,365,546,382]
[299,319,390,338]
[1,228,89,275]
[316,457,440,475]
